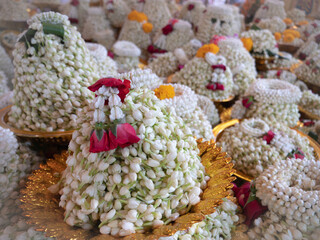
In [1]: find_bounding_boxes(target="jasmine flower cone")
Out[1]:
[8,12,109,132]
[58,76,207,236]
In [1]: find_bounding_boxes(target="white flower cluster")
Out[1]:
[217,38,257,95]
[257,17,286,34]
[143,0,172,34]
[59,87,207,236]
[165,0,179,16]
[172,55,234,101]
[159,84,215,141]
[196,94,220,126]
[299,90,320,117]
[105,0,131,28]
[295,50,320,86]
[240,29,278,54]
[159,198,239,240]
[254,0,286,21]
[0,71,9,96]
[266,53,301,70]
[218,118,315,178]
[298,20,320,41]
[118,17,152,50]
[0,0,30,21]
[233,79,301,127]
[148,39,202,77]
[287,8,306,24]
[266,70,297,84]
[196,5,241,44]
[295,31,320,60]
[249,157,320,239]
[278,37,304,47]
[178,0,205,31]
[119,68,162,90]
[8,12,106,132]
[153,20,194,52]
[113,41,141,73]
[0,43,14,84]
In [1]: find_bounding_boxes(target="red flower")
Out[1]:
[294,153,304,159]
[89,129,118,153]
[304,120,315,126]
[298,52,307,60]
[178,64,184,70]
[242,96,254,108]
[211,64,226,71]
[69,18,79,24]
[88,78,131,103]
[187,4,195,11]
[115,123,140,148]
[210,35,226,45]
[233,182,268,226]
[71,0,79,6]
[108,51,115,59]
[206,83,225,91]
[276,70,282,77]
[262,5,269,10]
[254,18,261,23]
[162,24,174,35]
[312,23,318,28]
[263,130,275,144]
[147,45,167,54]
[315,34,320,44]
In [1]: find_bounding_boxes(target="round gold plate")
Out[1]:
[213,95,235,103]
[298,106,320,121]
[20,140,242,239]
[213,119,320,181]
[0,105,73,144]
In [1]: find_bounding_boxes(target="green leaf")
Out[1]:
[42,22,64,39]
[250,24,261,30]
[18,29,39,52]
[96,129,104,141]
[211,18,217,24]
[266,49,288,60]
[110,124,118,137]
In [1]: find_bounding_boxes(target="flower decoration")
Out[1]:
[127,10,153,34]
[154,85,175,100]
[162,19,179,36]
[274,32,281,41]
[147,45,167,54]
[242,96,254,109]
[233,182,268,226]
[262,130,275,144]
[196,43,219,58]
[88,78,140,153]
[206,83,224,91]
[211,64,226,71]
[283,18,293,25]
[187,4,195,11]
[210,35,227,45]
[241,38,253,52]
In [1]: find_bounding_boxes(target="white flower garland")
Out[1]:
[196,94,220,126]
[253,0,286,21]
[257,16,286,34]
[298,20,320,41]
[113,41,141,73]
[266,70,297,84]
[172,56,234,101]
[299,90,320,117]
[252,158,320,238]
[0,43,14,84]
[0,71,9,96]
[295,31,320,60]
[218,118,315,178]
[59,86,207,236]
[105,0,131,28]
[287,8,306,24]
[178,0,205,31]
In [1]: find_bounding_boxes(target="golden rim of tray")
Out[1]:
[213,119,320,182]
[298,106,320,121]
[20,140,248,239]
[0,105,73,141]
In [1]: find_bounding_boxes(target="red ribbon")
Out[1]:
[211,64,226,71]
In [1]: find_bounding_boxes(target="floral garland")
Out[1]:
[295,50,320,87]
[298,20,320,41]
[296,31,320,61]
[148,39,202,77]
[58,81,207,236]
[154,84,215,141]
[8,12,106,132]
[113,41,141,73]
[299,90,320,117]
[152,19,194,52]
[105,0,131,28]
[249,158,320,239]
[172,44,234,101]
[0,71,9,97]
[178,0,205,32]
[118,10,153,50]
[196,94,220,126]
[257,16,286,34]
[276,29,304,47]
[286,8,306,25]
[218,118,315,178]
[253,0,286,22]
[0,44,14,84]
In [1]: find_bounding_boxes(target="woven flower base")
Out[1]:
[0,105,73,145]
[254,56,275,72]
[19,140,249,240]
[278,44,299,55]
[213,119,320,181]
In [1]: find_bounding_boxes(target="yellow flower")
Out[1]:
[274,32,282,41]
[283,29,300,38]
[128,10,148,23]
[241,38,253,52]
[283,33,295,43]
[142,22,153,33]
[298,20,309,26]
[154,85,175,100]
[283,18,293,25]
[196,44,219,58]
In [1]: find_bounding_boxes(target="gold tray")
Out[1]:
[20,140,248,240]
[213,119,320,181]
[0,105,73,145]
[299,106,320,121]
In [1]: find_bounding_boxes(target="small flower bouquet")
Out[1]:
[178,0,205,32]
[104,0,131,28]
[299,90,320,118]
[253,0,286,23]
[172,44,234,101]
[113,40,141,73]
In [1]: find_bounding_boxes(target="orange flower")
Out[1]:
[274,32,282,41]
[128,10,148,23]
[283,33,295,43]
[241,38,253,52]
[283,18,293,25]
[154,85,175,100]
[142,22,153,33]
[298,20,309,26]
[196,44,219,58]
[283,29,300,38]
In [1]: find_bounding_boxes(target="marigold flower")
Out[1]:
[274,32,282,41]
[128,10,148,23]
[283,33,295,43]
[154,85,175,100]
[196,44,219,58]
[240,38,253,52]
[283,18,293,25]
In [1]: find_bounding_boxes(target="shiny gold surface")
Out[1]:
[290,60,303,73]
[213,95,235,103]
[20,140,240,239]
[213,120,320,182]
[298,106,320,121]
[0,105,73,144]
